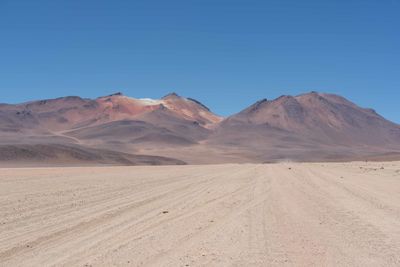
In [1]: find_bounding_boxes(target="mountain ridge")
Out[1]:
[1,91,399,165]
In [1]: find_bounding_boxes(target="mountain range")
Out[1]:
[1,91,399,165]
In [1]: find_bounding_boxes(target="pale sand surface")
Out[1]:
[1,162,400,266]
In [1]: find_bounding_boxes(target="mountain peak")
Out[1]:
[108,92,123,97]
[2,91,400,164]
[295,91,323,98]
[162,92,180,100]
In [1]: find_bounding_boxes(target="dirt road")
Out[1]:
[1,162,400,266]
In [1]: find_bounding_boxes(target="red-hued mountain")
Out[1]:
[0,92,220,132]
[0,92,221,165]
[1,91,399,165]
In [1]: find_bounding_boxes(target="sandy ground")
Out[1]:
[1,162,400,266]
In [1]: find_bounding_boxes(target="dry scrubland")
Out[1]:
[1,162,400,266]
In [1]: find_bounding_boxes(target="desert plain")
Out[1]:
[0,162,400,266]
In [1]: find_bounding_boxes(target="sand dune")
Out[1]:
[1,162,400,266]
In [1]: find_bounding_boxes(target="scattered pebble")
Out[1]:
[162,211,169,214]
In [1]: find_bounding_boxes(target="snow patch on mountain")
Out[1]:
[138,98,163,105]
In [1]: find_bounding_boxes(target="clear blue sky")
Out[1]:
[1,0,399,122]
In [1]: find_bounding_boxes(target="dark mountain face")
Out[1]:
[0,91,399,164]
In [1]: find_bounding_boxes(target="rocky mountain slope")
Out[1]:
[1,91,399,164]
[209,92,400,161]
